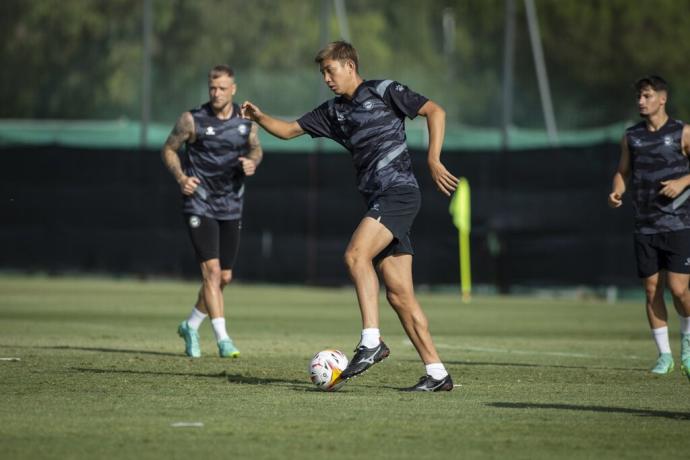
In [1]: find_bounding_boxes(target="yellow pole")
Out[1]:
[450,178,471,302]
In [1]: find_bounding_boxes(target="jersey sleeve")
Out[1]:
[297,101,335,139]
[382,81,429,120]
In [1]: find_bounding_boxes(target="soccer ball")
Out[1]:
[308,349,349,391]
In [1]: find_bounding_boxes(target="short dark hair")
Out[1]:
[209,65,234,80]
[634,75,668,94]
[315,41,359,71]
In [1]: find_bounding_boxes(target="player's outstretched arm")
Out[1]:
[161,112,200,196]
[609,136,630,208]
[239,123,263,177]
[240,101,304,140]
[418,100,459,196]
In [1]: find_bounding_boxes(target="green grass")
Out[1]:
[1,275,689,460]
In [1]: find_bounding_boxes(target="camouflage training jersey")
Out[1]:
[182,102,252,220]
[297,80,428,200]
[627,118,690,234]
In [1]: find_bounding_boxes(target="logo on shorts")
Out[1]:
[189,215,201,228]
[684,257,690,267]
[371,202,380,212]
[238,124,248,135]
[663,135,673,146]
[205,126,216,135]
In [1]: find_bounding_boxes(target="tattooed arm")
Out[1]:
[161,112,200,196]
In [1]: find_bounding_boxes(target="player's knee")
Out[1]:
[220,271,233,288]
[203,266,222,285]
[668,282,689,300]
[343,249,368,272]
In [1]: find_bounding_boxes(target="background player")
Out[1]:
[241,41,458,391]
[162,65,263,358]
[609,75,690,379]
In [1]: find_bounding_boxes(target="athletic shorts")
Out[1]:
[184,214,241,269]
[365,185,421,262]
[633,229,690,278]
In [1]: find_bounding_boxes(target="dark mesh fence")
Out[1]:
[0,145,636,288]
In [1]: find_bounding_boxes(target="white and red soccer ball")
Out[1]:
[308,349,348,391]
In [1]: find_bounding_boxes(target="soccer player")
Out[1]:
[241,41,458,391]
[161,65,263,358]
[609,75,690,380]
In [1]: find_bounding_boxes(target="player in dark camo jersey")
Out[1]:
[162,65,263,359]
[242,41,458,391]
[609,75,690,380]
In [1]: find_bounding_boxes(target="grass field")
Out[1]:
[1,275,689,459]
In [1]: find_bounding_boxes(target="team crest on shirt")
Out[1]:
[363,100,374,110]
[336,111,345,122]
[189,215,201,228]
[663,135,672,145]
[205,126,216,136]
[631,137,641,147]
[395,84,404,92]
[238,124,249,135]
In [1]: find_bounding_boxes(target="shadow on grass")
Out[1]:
[443,359,646,373]
[71,367,309,388]
[487,402,690,421]
[1,344,180,357]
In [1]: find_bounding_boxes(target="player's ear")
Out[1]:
[231,83,237,96]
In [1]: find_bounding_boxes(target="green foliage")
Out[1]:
[3,0,690,128]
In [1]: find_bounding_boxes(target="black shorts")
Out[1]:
[185,214,241,270]
[634,229,690,278]
[365,185,421,262]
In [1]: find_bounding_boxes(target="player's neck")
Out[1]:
[645,112,668,132]
[342,76,364,100]
[213,102,234,120]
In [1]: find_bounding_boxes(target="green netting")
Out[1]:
[0,119,630,152]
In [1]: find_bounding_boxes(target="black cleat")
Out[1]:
[340,341,390,380]
[401,374,454,392]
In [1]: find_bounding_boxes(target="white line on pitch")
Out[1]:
[0,357,21,361]
[170,422,204,428]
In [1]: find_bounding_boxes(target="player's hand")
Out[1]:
[659,179,685,198]
[240,101,263,121]
[239,157,257,176]
[608,192,623,208]
[429,160,459,196]
[179,176,200,196]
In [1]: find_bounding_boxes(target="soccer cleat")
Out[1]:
[340,341,390,380]
[401,374,454,392]
[218,338,240,358]
[177,321,201,358]
[650,352,674,374]
[681,334,690,381]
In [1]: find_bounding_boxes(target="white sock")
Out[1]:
[211,317,230,342]
[652,326,672,354]
[360,328,380,348]
[186,308,207,330]
[425,363,448,380]
[680,316,690,335]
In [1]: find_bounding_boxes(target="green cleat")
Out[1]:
[681,334,690,381]
[650,352,674,375]
[218,338,240,358]
[177,321,201,358]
